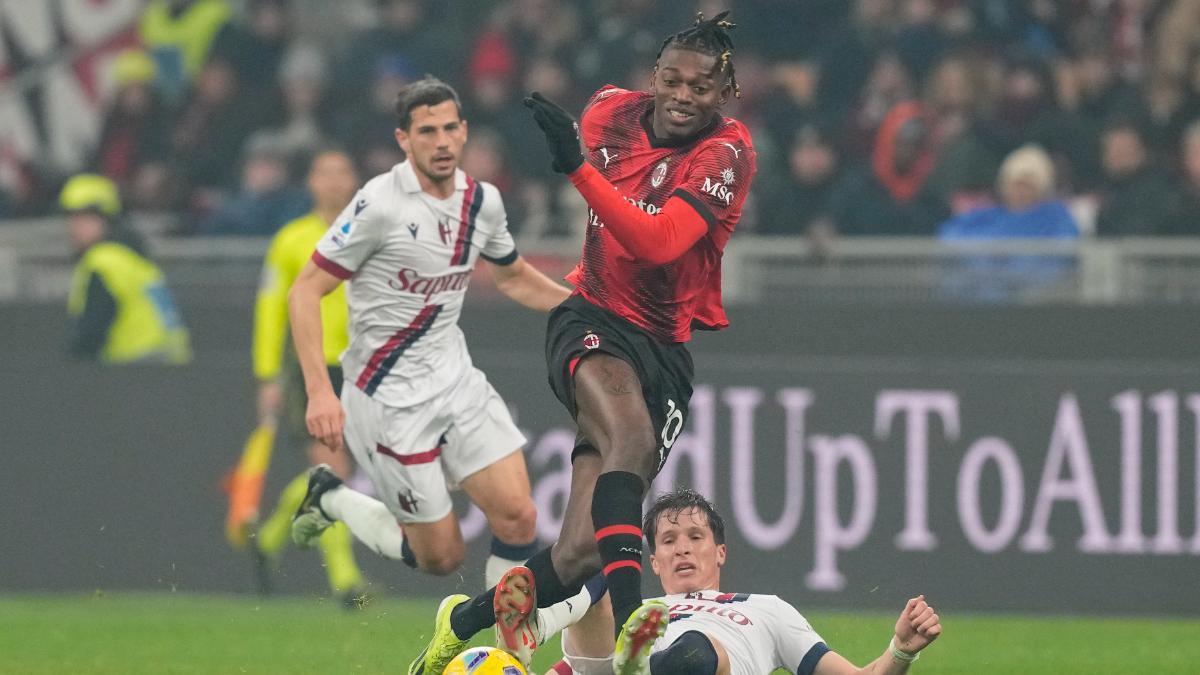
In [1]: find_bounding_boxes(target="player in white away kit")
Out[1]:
[286,77,572,589]
[522,489,943,675]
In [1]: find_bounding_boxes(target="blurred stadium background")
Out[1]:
[3,0,1200,673]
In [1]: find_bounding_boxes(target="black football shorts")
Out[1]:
[545,294,694,476]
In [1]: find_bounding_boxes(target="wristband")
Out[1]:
[889,637,920,664]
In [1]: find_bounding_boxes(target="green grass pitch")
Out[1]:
[1,593,1197,674]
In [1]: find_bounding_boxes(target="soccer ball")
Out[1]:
[441,646,527,675]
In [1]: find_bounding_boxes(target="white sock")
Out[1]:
[486,554,526,588]
[536,584,594,645]
[319,486,405,559]
[485,538,540,587]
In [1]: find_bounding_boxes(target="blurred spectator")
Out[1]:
[1058,44,1145,187]
[924,53,998,211]
[829,101,949,235]
[981,56,1069,169]
[195,135,310,236]
[172,57,274,192]
[494,0,582,65]
[762,61,827,154]
[461,126,515,195]
[332,55,414,177]
[210,0,292,91]
[1096,119,1182,236]
[1152,0,1200,84]
[336,0,461,103]
[1172,119,1200,235]
[463,28,523,157]
[139,0,233,99]
[1143,73,1192,151]
[759,125,841,236]
[894,0,951,84]
[575,0,673,92]
[507,56,576,181]
[815,0,896,114]
[846,50,915,158]
[937,144,1078,302]
[89,50,173,191]
[60,174,191,364]
[255,44,333,162]
[939,144,1078,239]
[970,0,1070,57]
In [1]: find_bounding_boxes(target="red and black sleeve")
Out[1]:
[568,162,710,265]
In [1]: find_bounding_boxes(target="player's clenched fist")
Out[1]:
[893,594,942,655]
[305,388,345,453]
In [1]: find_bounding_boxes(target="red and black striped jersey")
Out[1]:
[566,85,757,343]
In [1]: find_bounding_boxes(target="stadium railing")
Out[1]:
[7,218,1200,306]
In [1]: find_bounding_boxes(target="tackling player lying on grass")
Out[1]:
[522,489,943,675]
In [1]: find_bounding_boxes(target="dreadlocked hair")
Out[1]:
[656,10,740,98]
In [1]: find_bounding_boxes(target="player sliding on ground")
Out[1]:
[537,489,944,675]
[410,11,758,674]
[286,77,573,591]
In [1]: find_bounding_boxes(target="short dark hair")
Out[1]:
[643,488,726,554]
[395,76,463,129]
[657,10,741,98]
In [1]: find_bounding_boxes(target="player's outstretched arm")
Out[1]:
[287,261,345,452]
[486,255,571,312]
[814,595,942,675]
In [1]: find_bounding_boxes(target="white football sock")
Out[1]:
[536,584,594,645]
[486,554,526,588]
[319,486,405,559]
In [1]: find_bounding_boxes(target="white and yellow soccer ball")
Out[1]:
[441,646,527,675]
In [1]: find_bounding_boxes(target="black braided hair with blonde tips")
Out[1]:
[655,10,741,99]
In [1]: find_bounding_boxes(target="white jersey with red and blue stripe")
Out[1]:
[312,160,516,407]
[656,590,830,675]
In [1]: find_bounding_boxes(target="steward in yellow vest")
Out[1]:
[62,174,192,364]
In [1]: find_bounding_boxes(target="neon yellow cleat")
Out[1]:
[612,599,669,675]
[407,594,471,675]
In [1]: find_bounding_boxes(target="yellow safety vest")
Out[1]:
[139,0,232,77]
[68,241,192,365]
[253,213,348,381]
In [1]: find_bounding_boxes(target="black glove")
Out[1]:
[523,91,584,174]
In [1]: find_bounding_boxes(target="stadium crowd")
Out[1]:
[6,0,1200,243]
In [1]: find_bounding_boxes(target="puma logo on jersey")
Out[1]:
[599,147,618,168]
[722,142,742,158]
[407,223,419,239]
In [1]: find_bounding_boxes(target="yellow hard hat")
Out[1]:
[112,49,157,87]
[59,174,121,216]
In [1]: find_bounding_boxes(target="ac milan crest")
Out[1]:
[583,332,601,350]
[651,160,669,187]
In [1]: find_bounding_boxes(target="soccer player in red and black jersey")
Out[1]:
[410,13,756,675]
